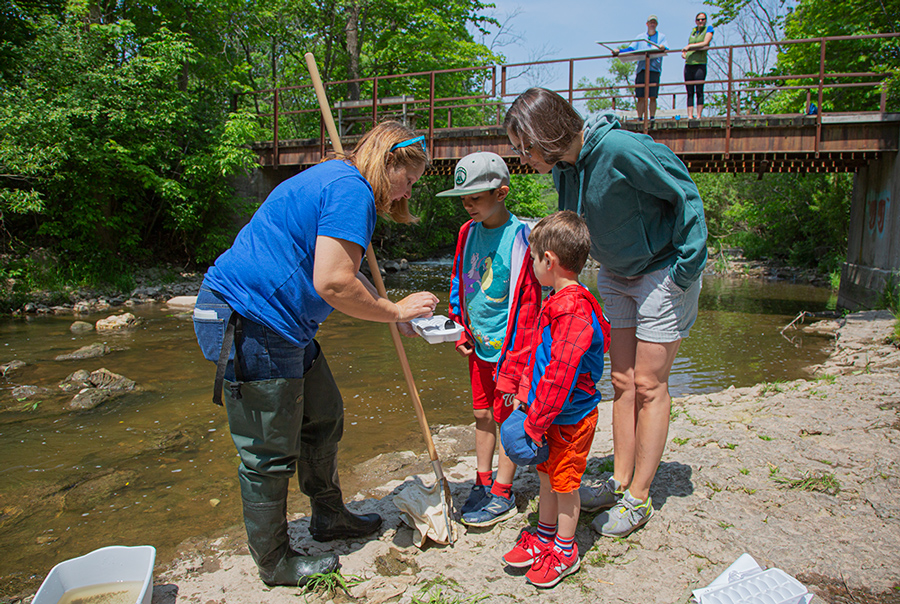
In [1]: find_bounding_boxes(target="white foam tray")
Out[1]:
[698,568,809,604]
[410,315,464,344]
[33,545,156,604]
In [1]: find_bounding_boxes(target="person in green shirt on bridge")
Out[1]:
[681,12,714,119]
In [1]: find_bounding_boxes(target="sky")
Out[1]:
[480,0,719,112]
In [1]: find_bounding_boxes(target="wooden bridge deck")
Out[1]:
[252,112,900,176]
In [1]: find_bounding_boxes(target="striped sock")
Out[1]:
[476,471,492,486]
[554,534,575,555]
[537,521,557,544]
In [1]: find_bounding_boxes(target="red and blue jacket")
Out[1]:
[517,284,611,442]
[449,219,542,395]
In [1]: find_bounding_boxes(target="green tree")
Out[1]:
[0,17,258,279]
[768,0,900,113]
[578,58,636,114]
[705,0,900,114]
[695,171,852,273]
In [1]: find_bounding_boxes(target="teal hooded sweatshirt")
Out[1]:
[552,113,708,290]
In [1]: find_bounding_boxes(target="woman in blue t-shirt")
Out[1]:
[192,121,438,587]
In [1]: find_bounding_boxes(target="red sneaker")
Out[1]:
[525,545,580,588]
[501,530,551,568]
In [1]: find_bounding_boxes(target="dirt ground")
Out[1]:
[28,310,900,604]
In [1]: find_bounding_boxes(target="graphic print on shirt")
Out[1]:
[462,220,517,362]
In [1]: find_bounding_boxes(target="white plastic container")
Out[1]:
[33,545,156,604]
[410,315,464,344]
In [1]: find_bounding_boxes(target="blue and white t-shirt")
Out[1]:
[461,215,522,362]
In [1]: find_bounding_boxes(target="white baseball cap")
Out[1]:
[436,152,511,197]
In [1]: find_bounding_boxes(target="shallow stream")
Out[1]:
[0,266,833,596]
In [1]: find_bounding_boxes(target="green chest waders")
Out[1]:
[212,312,381,584]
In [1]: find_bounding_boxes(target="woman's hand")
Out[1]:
[315,236,437,324]
[395,291,438,321]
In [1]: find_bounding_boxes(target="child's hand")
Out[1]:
[456,340,474,357]
[397,321,416,337]
[512,397,524,411]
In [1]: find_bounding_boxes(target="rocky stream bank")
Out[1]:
[22,310,889,604]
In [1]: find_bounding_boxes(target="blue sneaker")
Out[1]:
[461,493,516,527]
[460,484,491,515]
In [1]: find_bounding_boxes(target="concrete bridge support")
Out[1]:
[839,150,900,310]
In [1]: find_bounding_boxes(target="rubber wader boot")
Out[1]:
[297,445,382,542]
[225,374,339,586]
[295,348,383,542]
[241,496,339,586]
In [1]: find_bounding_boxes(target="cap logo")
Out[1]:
[455,167,467,186]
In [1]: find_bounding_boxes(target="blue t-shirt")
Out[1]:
[461,215,521,362]
[623,30,667,73]
[205,160,376,347]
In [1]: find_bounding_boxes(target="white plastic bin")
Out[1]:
[410,315,464,344]
[33,545,156,604]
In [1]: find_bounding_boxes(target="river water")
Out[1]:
[0,266,833,596]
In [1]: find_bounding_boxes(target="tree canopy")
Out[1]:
[0,0,503,289]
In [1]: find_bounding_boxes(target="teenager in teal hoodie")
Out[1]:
[504,87,707,538]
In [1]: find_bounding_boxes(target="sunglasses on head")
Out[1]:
[390,135,426,154]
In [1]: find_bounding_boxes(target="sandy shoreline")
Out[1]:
[18,310,900,604]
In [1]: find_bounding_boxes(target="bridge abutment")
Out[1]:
[839,149,899,310]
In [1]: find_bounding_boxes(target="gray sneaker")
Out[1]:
[591,490,653,537]
[579,476,623,513]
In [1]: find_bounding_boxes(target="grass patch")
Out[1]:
[412,584,487,604]
[416,576,461,593]
[761,381,785,395]
[758,434,774,441]
[718,521,733,529]
[772,470,841,495]
[585,549,613,566]
[304,570,361,597]
[739,468,749,475]
[672,437,690,446]
[816,373,837,384]
[721,442,738,450]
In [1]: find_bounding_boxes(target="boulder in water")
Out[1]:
[59,369,91,392]
[166,296,197,310]
[69,388,118,410]
[0,360,26,377]
[88,368,136,391]
[70,320,94,333]
[12,385,47,399]
[54,343,110,361]
[96,313,138,330]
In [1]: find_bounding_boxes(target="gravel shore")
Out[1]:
[129,310,900,604]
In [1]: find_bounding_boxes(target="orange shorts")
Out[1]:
[537,408,599,493]
[468,354,514,424]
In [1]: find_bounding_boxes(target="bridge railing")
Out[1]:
[236,33,899,166]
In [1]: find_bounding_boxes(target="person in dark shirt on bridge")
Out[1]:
[192,121,438,587]
[504,88,707,538]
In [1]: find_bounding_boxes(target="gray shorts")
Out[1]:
[596,265,701,343]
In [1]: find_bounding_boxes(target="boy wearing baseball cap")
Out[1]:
[500,210,610,588]
[440,152,542,527]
